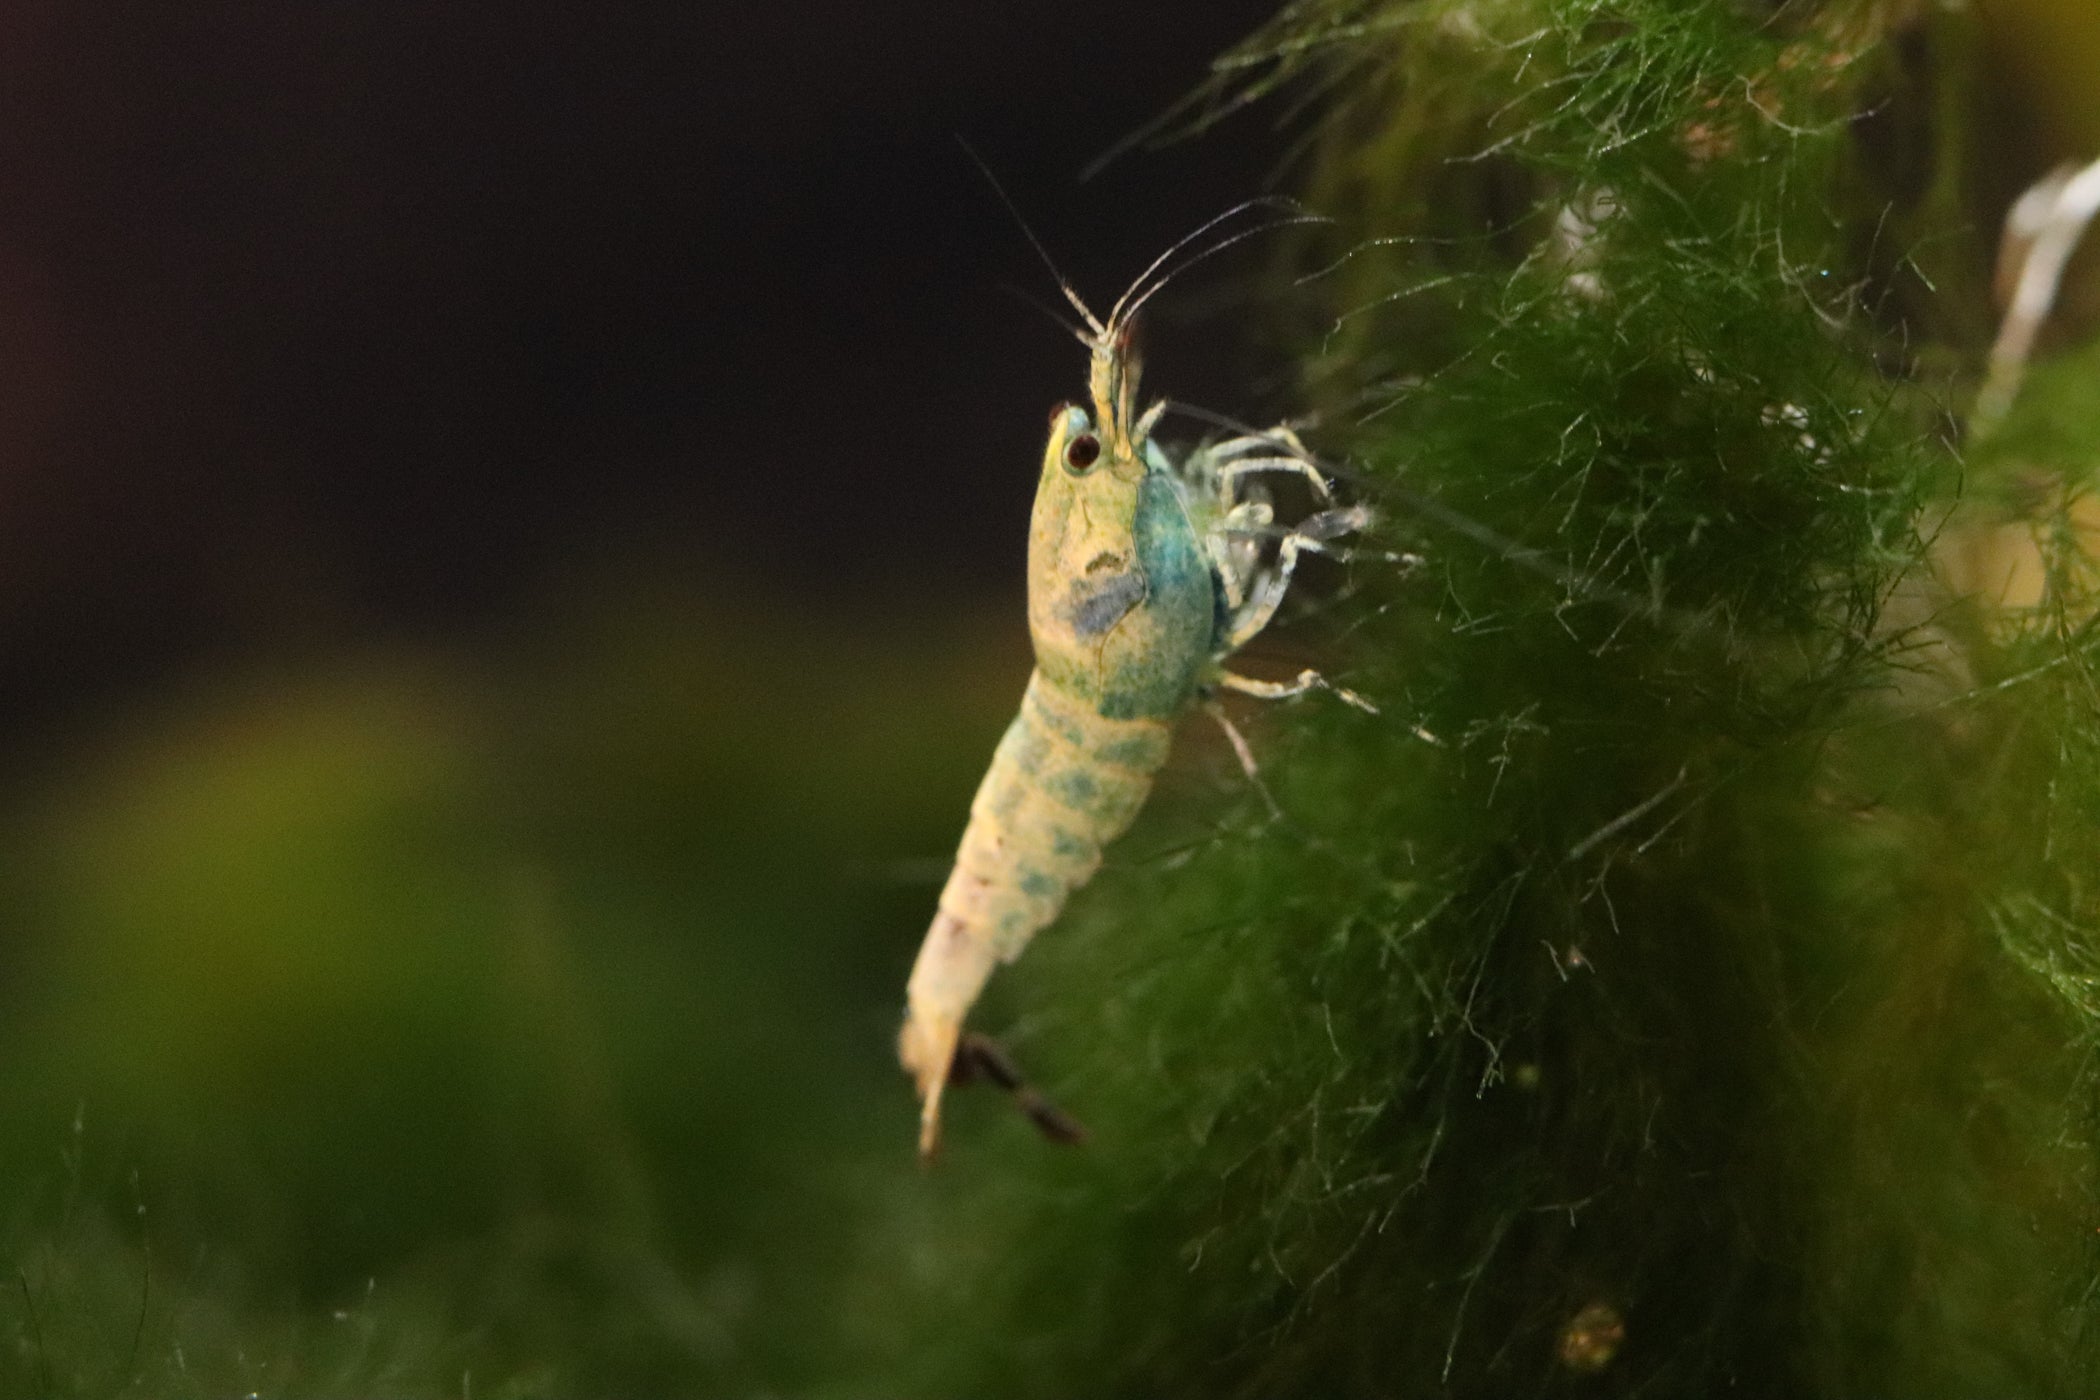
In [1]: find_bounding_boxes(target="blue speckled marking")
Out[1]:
[1022,681,1089,748]
[1019,869,1061,901]
[996,717,1048,777]
[1093,732,1165,770]
[1050,826,1091,861]
[1066,570,1147,637]
[1048,766,1100,810]
[1095,468,1218,721]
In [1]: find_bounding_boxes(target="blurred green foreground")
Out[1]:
[0,579,1035,1398]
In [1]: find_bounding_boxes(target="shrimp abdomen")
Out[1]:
[942,672,1170,951]
[900,669,1172,1154]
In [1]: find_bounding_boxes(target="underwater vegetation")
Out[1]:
[7,1,2100,1396]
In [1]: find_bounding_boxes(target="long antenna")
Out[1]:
[1113,209,1331,330]
[995,282,1091,341]
[1106,196,1316,329]
[955,135,1106,340]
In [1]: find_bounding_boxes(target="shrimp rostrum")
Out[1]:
[899,271,1374,1159]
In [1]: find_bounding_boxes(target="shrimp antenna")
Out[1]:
[956,135,1107,342]
[995,281,1091,341]
[1106,198,1329,331]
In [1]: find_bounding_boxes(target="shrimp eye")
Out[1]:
[1064,433,1101,473]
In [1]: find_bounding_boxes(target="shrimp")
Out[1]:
[899,249,1376,1160]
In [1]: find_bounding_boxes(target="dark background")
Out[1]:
[0,1,1297,755]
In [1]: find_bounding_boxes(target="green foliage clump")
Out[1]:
[837,3,2100,1397]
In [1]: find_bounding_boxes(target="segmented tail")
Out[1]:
[900,671,1173,1156]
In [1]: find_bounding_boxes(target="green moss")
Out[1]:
[838,3,2100,1396]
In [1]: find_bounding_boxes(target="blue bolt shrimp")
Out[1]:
[900,231,1375,1159]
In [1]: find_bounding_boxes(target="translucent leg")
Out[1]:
[1203,697,1282,817]
[1185,426,1333,509]
[948,1032,1087,1145]
[1216,506,1373,652]
[1216,666,1378,714]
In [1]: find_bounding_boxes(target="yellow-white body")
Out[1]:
[899,294,1372,1157]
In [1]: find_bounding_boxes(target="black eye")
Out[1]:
[1064,433,1101,472]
